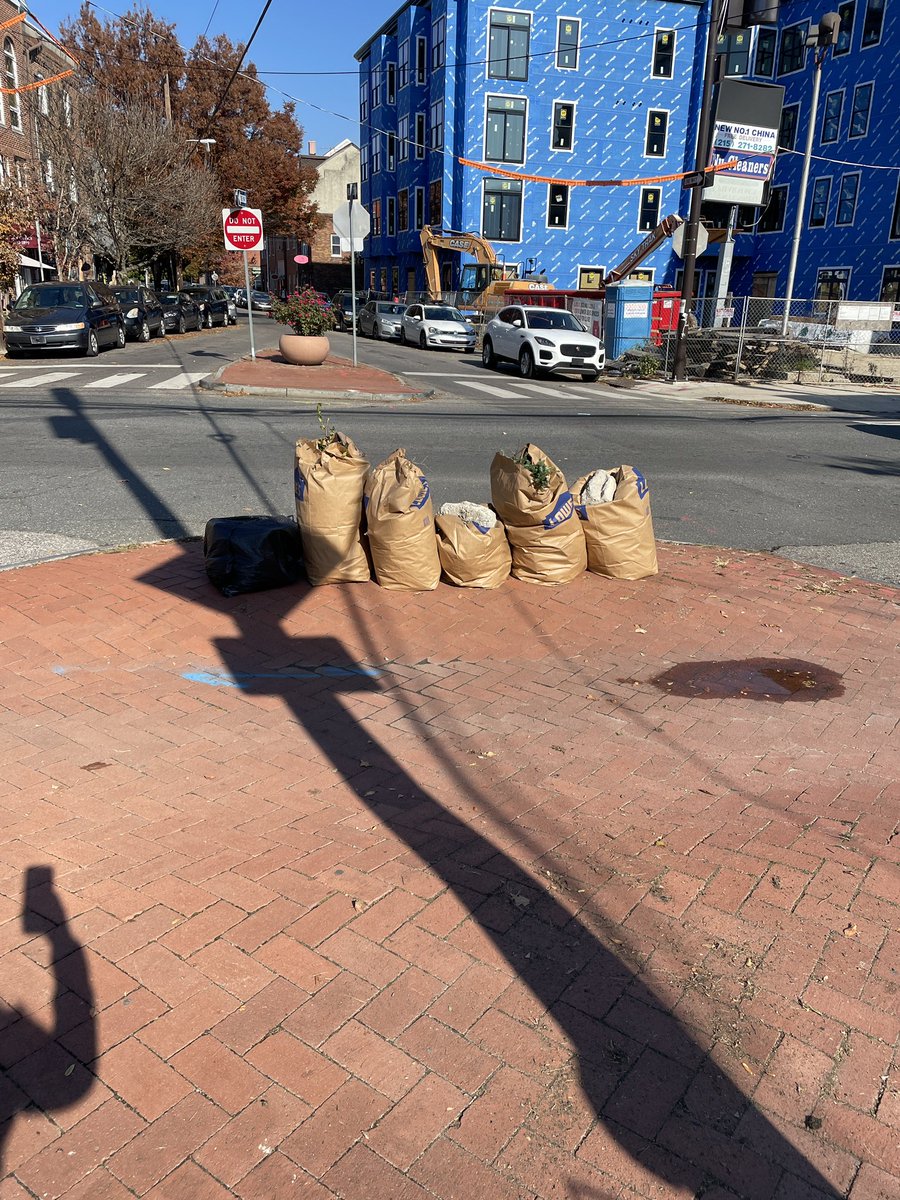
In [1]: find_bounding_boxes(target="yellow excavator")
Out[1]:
[420,227,552,316]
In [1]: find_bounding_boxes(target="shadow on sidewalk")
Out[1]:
[0,868,97,1171]
[139,544,844,1199]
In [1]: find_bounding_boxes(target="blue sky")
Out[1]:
[34,0,385,151]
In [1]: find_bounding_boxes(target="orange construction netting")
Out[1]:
[457,156,739,188]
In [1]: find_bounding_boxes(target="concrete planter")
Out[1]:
[279,334,330,366]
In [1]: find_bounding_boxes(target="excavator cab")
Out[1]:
[458,263,518,306]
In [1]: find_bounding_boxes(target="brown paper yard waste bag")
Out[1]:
[490,444,586,585]
[365,449,441,590]
[294,433,370,585]
[573,465,658,579]
[435,502,511,589]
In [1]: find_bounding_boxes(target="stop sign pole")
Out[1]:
[223,206,264,361]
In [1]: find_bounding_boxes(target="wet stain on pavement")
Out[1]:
[651,658,845,702]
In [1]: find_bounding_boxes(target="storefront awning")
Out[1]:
[19,254,48,269]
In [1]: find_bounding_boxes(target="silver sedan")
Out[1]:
[358,300,406,339]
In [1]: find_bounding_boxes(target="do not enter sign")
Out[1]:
[222,207,264,252]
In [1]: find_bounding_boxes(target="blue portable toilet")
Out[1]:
[604,282,654,361]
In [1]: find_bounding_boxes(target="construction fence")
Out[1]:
[648,295,900,386]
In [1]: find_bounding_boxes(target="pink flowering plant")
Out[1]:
[271,287,336,336]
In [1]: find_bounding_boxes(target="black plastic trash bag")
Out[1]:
[203,516,305,597]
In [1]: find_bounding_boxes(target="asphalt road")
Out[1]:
[1,321,898,585]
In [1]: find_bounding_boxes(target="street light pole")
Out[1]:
[672,0,725,382]
[781,13,840,333]
[347,183,359,368]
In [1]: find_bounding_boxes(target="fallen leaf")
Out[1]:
[352,898,368,912]
[654,838,667,847]
[81,761,111,772]
[634,626,647,634]
[741,1062,754,1076]
[842,923,858,938]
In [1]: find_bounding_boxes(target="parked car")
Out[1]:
[111,285,164,342]
[400,303,476,352]
[482,305,605,380]
[332,291,366,331]
[4,281,125,357]
[160,291,203,335]
[181,285,230,327]
[217,285,239,324]
[236,288,274,313]
[358,300,406,339]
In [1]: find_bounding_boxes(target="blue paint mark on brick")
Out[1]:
[183,665,384,690]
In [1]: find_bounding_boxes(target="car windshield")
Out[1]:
[251,291,270,301]
[161,294,180,306]
[113,288,140,302]
[376,303,405,315]
[423,306,464,322]
[524,310,583,331]
[15,285,84,309]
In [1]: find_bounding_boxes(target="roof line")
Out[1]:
[354,0,429,61]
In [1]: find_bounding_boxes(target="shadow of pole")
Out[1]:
[139,548,845,1200]
[0,867,97,1171]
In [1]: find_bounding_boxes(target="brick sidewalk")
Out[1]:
[0,542,897,1199]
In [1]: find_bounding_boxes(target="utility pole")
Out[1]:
[781,12,840,333]
[672,0,725,381]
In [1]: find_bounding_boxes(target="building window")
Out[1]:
[372,198,382,236]
[360,79,369,123]
[387,133,396,170]
[890,178,900,239]
[42,157,55,193]
[862,0,885,45]
[816,267,850,299]
[485,95,526,163]
[380,269,387,294]
[778,24,807,74]
[547,183,569,228]
[551,101,575,150]
[415,186,425,229]
[387,196,396,236]
[483,178,522,241]
[758,185,788,232]
[652,30,675,78]
[556,18,580,69]
[717,30,751,75]
[429,99,444,149]
[398,39,409,87]
[821,91,843,143]
[835,0,855,54]
[428,178,442,225]
[392,266,399,296]
[399,114,409,160]
[416,36,427,84]
[399,189,409,231]
[645,110,668,157]
[415,112,425,159]
[372,134,382,174]
[578,267,605,289]
[488,10,530,82]
[371,69,382,109]
[360,145,369,181]
[638,187,660,232]
[4,40,20,131]
[755,27,777,76]
[432,16,446,69]
[809,178,831,227]
[35,73,49,116]
[835,173,860,224]
[880,266,900,302]
[849,82,872,137]
[14,156,25,186]
[778,103,799,149]
[386,63,396,103]
[331,234,342,257]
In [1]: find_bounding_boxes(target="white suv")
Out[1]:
[482,305,605,381]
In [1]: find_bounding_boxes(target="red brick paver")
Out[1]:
[0,541,898,1198]
[216,348,424,396]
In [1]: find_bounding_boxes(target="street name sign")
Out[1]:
[222,207,264,252]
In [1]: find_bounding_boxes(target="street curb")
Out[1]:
[199,359,435,403]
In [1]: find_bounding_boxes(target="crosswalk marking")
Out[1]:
[83,372,147,389]
[148,371,208,390]
[456,379,526,398]
[0,371,79,388]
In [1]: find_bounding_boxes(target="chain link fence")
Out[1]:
[650,295,900,385]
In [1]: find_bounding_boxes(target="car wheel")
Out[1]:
[419,331,428,350]
[138,320,151,343]
[399,327,407,345]
[373,322,381,340]
[518,346,535,379]
[115,323,126,349]
[177,317,186,335]
[5,345,20,358]
[482,338,495,369]
[85,329,99,357]
[581,372,599,383]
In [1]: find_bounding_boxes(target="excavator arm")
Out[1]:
[420,227,500,300]
[603,214,683,285]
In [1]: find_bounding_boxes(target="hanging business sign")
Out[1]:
[704,79,784,206]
